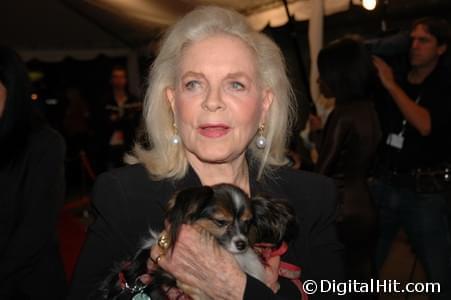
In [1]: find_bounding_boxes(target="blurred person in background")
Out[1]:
[315,37,382,293]
[0,46,67,299]
[92,65,142,173]
[371,17,451,299]
[62,87,91,194]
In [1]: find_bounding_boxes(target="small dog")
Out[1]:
[98,183,298,299]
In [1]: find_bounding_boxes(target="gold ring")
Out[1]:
[158,234,170,250]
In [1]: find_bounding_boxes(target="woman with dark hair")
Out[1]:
[0,46,67,299]
[316,37,382,287]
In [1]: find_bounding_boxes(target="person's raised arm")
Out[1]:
[373,56,431,136]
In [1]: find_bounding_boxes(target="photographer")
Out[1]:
[370,17,451,299]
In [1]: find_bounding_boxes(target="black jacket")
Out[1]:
[0,125,67,299]
[69,163,345,299]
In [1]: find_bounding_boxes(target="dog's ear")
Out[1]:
[250,195,298,246]
[165,186,214,247]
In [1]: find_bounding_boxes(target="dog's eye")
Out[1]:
[213,219,228,227]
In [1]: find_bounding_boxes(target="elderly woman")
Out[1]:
[69,6,344,299]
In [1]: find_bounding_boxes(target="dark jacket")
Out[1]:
[0,125,67,299]
[69,163,345,299]
[316,100,381,220]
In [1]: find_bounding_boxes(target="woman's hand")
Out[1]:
[263,255,281,293]
[150,224,247,300]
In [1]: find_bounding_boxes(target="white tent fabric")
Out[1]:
[308,0,324,115]
[82,0,356,31]
[84,0,187,28]
[248,0,352,30]
[3,0,367,63]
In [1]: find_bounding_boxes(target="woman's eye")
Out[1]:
[230,81,245,91]
[185,80,201,90]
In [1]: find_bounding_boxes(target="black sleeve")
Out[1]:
[244,275,278,299]
[0,129,66,296]
[302,177,346,300]
[68,173,135,299]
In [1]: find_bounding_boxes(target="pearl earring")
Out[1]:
[171,123,181,145]
[255,124,266,149]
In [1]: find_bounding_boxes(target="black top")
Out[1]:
[69,163,345,299]
[0,125,67,299]
[375,65,451,171]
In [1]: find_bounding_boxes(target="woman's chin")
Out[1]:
[190,149,243,165]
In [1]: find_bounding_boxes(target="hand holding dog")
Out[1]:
[151,224,247,300]
[264,255,281,293]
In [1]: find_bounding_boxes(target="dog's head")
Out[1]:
[165,183,253,254]
[249,195,299,247]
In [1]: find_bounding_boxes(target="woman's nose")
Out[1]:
[201,87,225,112]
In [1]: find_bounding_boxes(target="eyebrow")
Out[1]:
[225,72,252,80]
[180,71,254,83]
[411,36,433,42]
[180,71,205,80]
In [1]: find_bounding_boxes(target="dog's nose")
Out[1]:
[234,240,247,251]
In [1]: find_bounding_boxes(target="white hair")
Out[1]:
[130,6,296,180]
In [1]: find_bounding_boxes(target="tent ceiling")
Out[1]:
[63,0,354,45]
[1,0,450,59]
[1,0,127,51]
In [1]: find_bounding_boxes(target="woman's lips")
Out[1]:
[198,124,230,138]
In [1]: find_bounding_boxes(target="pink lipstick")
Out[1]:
[198,123,230,138]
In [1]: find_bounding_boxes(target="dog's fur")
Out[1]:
[98,183,298,299]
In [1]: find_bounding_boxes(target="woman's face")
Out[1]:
[0,81,6,118]
[166,34,273,165]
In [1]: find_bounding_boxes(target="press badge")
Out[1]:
[386,133,404,149]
